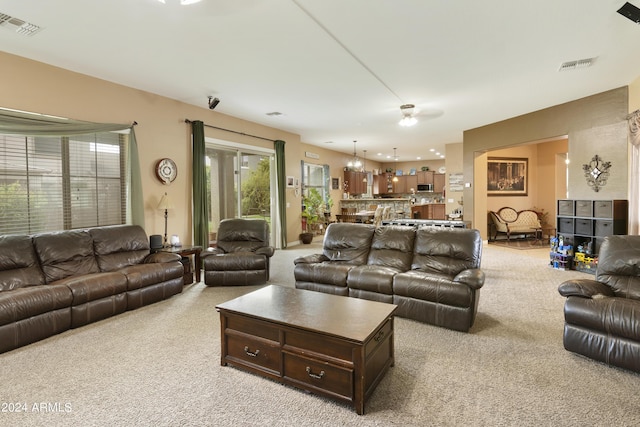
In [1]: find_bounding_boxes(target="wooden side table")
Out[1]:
[157,245,202,284]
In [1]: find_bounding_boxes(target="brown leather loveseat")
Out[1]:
[0,224,184,354]
[558,234,640,373]
[294,223,485,332]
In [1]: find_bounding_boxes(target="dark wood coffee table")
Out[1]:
[216,285,397,415]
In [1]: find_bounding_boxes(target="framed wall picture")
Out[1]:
[286,176,295,188]
[331,177,340,190]
[487,157,528,196]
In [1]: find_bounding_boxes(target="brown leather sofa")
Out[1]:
[294,223,485,332]
[0,224,184,354]
[202,219,275,286]
[558,235,640,373]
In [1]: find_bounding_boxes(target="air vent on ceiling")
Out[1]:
[618,2,640,24]
[266,112,283,116]
[559,57,596,72]
[0,12,41,36]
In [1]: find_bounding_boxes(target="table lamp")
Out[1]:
[157,192,174,247]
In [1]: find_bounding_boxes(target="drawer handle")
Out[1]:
[306,366,325,380]
[244,346,260,357]
[374,329,385,342]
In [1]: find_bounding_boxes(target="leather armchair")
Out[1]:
[558,235,640,373]
[202,219,275,286]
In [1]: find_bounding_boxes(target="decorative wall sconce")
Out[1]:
[582,154,611,192]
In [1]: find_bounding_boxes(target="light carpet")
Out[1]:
[1,242,638,427]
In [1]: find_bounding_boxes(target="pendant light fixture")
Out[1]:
[347,140,362,170]
[392,148,399,182]
[399,104,417,127]
[362,150,368,182]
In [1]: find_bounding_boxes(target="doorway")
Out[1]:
[205,141,277,247]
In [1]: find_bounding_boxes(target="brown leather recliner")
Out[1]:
[558,235,640,373]
[202,219,275,286]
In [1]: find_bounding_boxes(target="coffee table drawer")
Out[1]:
[225,314,280,342]
[226,332,281,375]
[365,319,392,358]
[285,330,353,362]
[283,352,354,400]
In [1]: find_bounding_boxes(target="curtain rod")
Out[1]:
[184,119,276,142]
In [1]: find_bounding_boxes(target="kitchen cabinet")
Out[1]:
[417,171,434,185]
[433,173,445,192]
[411,204,446,220]
[344,170,367,195]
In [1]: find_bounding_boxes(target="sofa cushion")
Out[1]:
[118,262,185,291]
[411,228,482,275]
[216,219,271,254]
[294,262,354,287]
[53,272,128,305]
[393,270,473,308]
[33,230,99,283]
[564,296,640,342]
[596,235,640,300]
[89,225,150,271]
[366,225,415,270]
[348,265,399,295]
[0,284,73,325]
[0,235,45,291]
[322,223,375,264]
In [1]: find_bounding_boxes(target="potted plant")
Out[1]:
[299,188,325,244]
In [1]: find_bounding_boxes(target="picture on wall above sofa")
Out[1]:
[487,157,528,196]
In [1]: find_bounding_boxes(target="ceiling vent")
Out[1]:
[266,112,283,116]
[0,13,42,36]
[618,2,640,24]
[559,57,596,72]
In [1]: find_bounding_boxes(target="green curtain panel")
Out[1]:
[192,120,209,248]
[275,140,287,248]
[127,128,145,227]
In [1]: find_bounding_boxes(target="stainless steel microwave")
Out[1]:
[417,184,433,192]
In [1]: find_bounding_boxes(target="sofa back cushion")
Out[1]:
[597,235,640,300]
[0,235,46,291]
[411,227,482,275]
[366,226,415,271]
[322,223,375,264]
[89,225,150,271]
[216,219,270,253]
[33,230,99,283]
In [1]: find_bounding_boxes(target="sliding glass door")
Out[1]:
[205,141,276,246]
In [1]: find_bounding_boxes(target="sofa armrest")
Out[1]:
[453,268,485,290]
[293,253,329,265]
[558,279,615,298]
[256,246,275,258]
[144,252,182,264]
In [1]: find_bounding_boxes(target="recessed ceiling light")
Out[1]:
[429,148,435,152]
[416,157,421,160]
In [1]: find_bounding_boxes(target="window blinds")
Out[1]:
[0,131,125,235]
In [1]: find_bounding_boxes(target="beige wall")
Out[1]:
[464,87,629,240]
[1,51,348,247]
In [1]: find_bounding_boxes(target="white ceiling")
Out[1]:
[1,0,640,161]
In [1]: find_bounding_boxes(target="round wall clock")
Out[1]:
[155,158,177,184]
[438,166,446,174]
